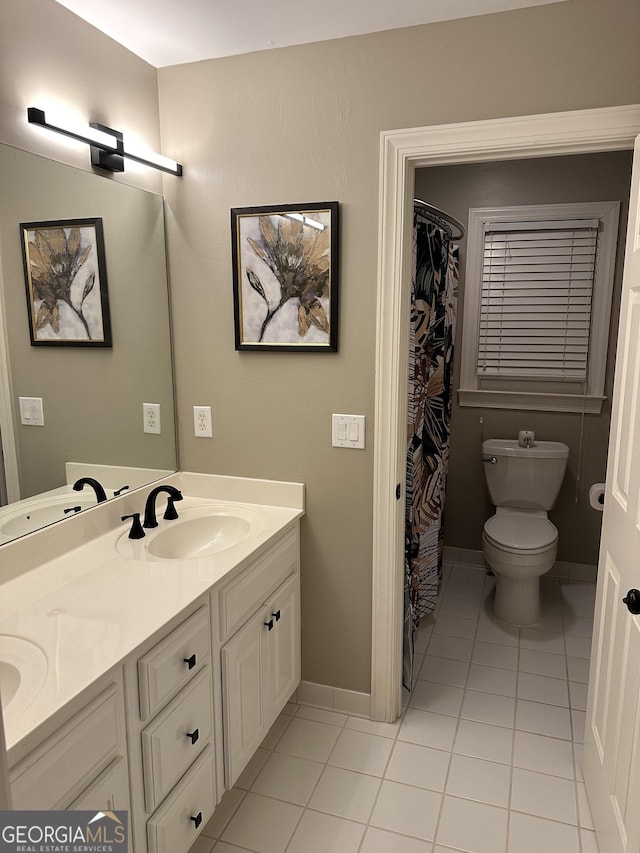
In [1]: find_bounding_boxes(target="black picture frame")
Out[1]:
[20,217,112,347]
[231,201,339,352]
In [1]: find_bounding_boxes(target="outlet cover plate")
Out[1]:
[143,402,161,434]
[194,405,213,438]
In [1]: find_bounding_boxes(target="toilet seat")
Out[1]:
[484,513,557,553]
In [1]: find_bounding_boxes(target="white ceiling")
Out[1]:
[52,0,567,68]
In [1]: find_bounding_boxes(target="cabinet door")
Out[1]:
[69,756,130,813]
[267,573,300,717]
[222,607,269,787]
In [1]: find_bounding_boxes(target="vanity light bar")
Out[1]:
[27,107,183,177]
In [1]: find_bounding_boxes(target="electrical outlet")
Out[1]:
[193,405,213,437]
[143,402,161,434]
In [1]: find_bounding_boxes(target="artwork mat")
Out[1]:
[231,201,339,352]
[20,217,112,347]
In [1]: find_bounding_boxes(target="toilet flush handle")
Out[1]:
[483,456,498,464]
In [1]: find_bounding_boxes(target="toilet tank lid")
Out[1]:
[482,439,569,459]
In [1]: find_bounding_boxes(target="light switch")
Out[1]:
[19,396,44,426]
[332,414,365,449]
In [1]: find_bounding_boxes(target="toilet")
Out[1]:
[481,437,569,626]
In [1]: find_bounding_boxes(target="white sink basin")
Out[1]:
[117,504,266,561]
[0,636,47,718]
[0,495,97,538]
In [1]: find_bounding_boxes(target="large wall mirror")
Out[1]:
[0,144,177,544]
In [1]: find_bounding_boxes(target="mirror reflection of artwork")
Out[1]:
[20,218,112,346]
[231,202,339,352]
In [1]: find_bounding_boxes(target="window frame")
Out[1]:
[458,201,621,414]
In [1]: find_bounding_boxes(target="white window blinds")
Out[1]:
[477,218,599,380]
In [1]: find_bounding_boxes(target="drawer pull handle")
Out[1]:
[264,619,274,631]
[184,654,197,670]
[186,728,200,745]
[272,610,281,622]
[190,812,203,829]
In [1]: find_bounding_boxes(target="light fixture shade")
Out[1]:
[89,122,124,173]
[27,107,182,177]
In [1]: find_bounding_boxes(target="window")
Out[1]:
[458,202,621,413]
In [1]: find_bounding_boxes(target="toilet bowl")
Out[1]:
[482,509,558,625]
[481,438,568,626]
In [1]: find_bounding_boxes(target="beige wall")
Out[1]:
[415,152,633,567]
[158,0,640,692]
[0,0,162,193]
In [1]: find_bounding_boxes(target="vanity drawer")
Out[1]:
[142,667,213,812]
[219,528,298,640]
[138,606,210,720]
[11,684,123,810]
[146,745,215,853]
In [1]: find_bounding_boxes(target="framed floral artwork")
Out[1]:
[231,202,339,351]
[20,218,112,346]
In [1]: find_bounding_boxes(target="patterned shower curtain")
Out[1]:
[403,209,459,691]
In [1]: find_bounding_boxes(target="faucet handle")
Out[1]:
[164,496,180,521]
[122,513,145,540]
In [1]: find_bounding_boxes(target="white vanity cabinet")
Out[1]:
[219,526,300,788]
[2,483,303,853]
[125,602,217,853]
[9,674,130,815]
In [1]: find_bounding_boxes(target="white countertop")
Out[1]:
[0,473,304,754]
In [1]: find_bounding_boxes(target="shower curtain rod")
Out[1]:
[413,198,465,240]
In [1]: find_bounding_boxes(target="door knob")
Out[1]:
[623,589,640,614]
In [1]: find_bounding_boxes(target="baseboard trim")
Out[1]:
[294,681,371,718]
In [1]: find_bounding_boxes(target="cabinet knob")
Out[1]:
[186,728,200,745]
[272,610,281,622]
[184,653,197,670]
[190,812,203,829]
[264,619,274,631]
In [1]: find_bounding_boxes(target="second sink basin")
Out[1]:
[0,495,97,538]
[0,635,47,719]
[117,504,266,561]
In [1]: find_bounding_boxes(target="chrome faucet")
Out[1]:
[143,485,183,529]
[73,476,108,503]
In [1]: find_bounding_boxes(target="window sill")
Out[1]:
[457,388,606,414]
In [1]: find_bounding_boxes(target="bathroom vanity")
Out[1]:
[0,473,304,853]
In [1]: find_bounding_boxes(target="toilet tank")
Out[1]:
[482,439,569,511]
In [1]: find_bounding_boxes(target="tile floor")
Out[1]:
[192,561,598,853]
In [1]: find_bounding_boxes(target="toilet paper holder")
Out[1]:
[589,483,606,510]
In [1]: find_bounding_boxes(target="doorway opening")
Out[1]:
[371,105,640,723]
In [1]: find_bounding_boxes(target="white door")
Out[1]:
[583,134,640,852]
